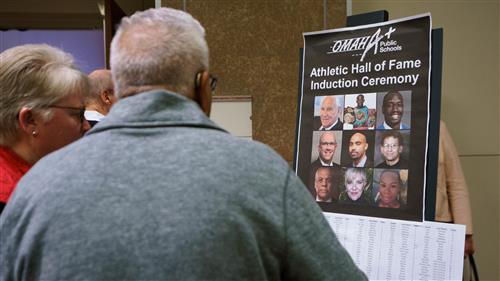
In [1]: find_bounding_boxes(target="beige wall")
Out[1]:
[162,0,346,162]
[0,0,154,29]
[351,1,500,280]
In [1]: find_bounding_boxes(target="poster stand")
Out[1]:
[291,10,442,221]
[292,12,466,279]
[426,28,443,221]
[346,10,388,27]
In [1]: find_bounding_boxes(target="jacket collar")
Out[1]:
[87,89,226,135]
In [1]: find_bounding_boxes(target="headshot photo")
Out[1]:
[310,131,343,170]
[375,130,410,169]
[376,90,412,130]
[309,165,342,202]
[311,167,337,203]
[338,168,373,205]
[314,95,344,130]
[373,169,408,209]
[343,93,376,130]
[341,130,375,168]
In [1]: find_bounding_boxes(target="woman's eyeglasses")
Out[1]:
[48,105,86,123]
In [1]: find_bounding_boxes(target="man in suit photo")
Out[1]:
[311,131,341,170]
[377,90,410,130]
[347,132,373,167]
[318,95,343,130]
[376,130,408,169]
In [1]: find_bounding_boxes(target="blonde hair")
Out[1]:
[344,168,367,186]
[0,44,89,144]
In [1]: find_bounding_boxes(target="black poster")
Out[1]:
[294,14,431,221]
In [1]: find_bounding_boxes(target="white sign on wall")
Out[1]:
[210,96,252,140]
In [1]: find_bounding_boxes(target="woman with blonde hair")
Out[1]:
[0,44,90,214]
[339,168,371,205]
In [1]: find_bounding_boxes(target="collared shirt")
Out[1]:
[316,197,333,203]
[0,90,368,280]
[319,158,336,166]
[319,118,339,131]
[382,121,407,130]
[376,158,408,169]
[84,110,106,122]
[0,145,32,203]
[352,155,367,167]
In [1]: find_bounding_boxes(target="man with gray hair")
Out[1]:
[0,8,366,281]
[85,69,116,127]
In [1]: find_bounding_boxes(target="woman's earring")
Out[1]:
[32,131,38,137]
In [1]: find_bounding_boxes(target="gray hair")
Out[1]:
[110,7,209,98]
[0,44,89,145]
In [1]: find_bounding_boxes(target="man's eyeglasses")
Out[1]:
[195,72,218,93]
[48,105,86,123]
[382,143,399,150]
[320,142,337,146]
[209,75,218,92]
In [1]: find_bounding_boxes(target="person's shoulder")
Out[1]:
[19,135,91,186]
[338,191,349,201]
[396,158,408,168]
[311,158,321,166]
[331,162,341,168]
[209,134,291,172]
[332,120,343,130]
[0,150,12,171]
[211,134,272,152]
[239,138,289,165]
[360,195,373,205]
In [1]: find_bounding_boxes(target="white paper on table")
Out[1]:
[324,212,465,281]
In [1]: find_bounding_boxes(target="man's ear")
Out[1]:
[194,71,212,116]
[100,90,113,105]
[18,107,38,136]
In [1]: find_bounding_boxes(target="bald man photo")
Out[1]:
[315,95,343,130]
[342,131,374,168]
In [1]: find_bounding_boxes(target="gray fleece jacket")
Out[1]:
[0,90,366,281]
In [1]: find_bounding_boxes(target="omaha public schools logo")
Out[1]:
[327,27,402,62]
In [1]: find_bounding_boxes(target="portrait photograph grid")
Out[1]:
[309,91,412,210]
[297,15,431,221]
